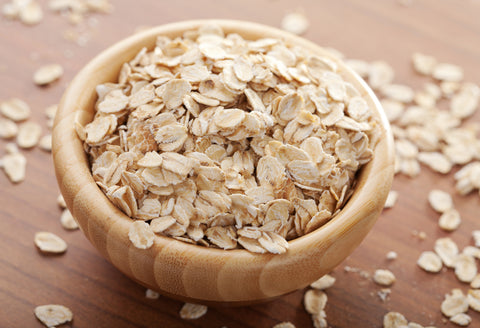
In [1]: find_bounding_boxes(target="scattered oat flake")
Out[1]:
[128,221,154,249]
[438,208,461,232]
[34,232,67,254]
[145,288,160,299]
[373,269,396,286]
[432,63,464,82]
[1,151,26,183]
[57,194,67,208]
[473,231,480,248]
[60,209,78,230]
[412,53,437,75]
[383,312,408,328]
[454,253,477,283]
[468,289,480,312]
[34,304,73,327]
[310,274,336,290]
[417,251,443,273]
[463,246,480,260]
[281,12,309,35]
[33,64,64,86]
[428,189,453,213]
[16,121,42,148]
[450,313,472,326]
[417,152,452,174]
[435,237,459,268]
[450,83,480,119]
[0,118,18,139]
[368,61,395,90]
[39,134,52,151]
[384,190,398,209]
[441,289,468,318]
[0,98,31,121]
[470,274,480,289]
[304,289,327,315]
[19,0,43,25]
[380,84,414,103]
[386,251,398,260]
[179,303,207,320]
[273,322,296,328]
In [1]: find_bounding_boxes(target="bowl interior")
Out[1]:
[53,19,395,304]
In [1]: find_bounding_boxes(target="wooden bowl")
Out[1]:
[52,19,395,305]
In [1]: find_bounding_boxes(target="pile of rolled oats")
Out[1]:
[77,24,379,254]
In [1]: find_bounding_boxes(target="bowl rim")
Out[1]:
[53,19,395,302]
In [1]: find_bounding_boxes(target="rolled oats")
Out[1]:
[383,312,408,328]
[34,231,67,253]
[273,322,296,328]
[432,63,464,82]
[34,304,73,327]
[373,269,396,286]
[145,288,160,299]
[454,253,477,283]
[60,209,79,230]
[450,313,472,326]
[380,84,415,103]
[468,289,480,312]
[471,275,480,290]
[435,237,459,268]
[80,25,377,253]
[438,208,461,232]
[417,152,452,174]
[412,53,437,76]
[179,303,207,320]
[473,231,480,248]
[39,134,52,151]
[310,274,336,290]
[57,194,67,208]
[1,148,26,183]
[386,251,398,260]
[128,221,154,249]
[417,251,442,273]
[450,83,480,119]
[16,121,42,148]
[33,64,64,86]
[0,118,18,139]
[428,190,453,213]
[304,289,327,315]
[0,98,31,121]
[441,289,468,318]
[281,12,309,35]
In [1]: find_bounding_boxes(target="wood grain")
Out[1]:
[1,0,480,327]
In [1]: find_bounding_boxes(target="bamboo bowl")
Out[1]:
[52,19,395,305]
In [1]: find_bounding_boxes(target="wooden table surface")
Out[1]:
[1,1,480,327]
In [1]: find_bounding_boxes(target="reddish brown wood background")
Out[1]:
[1,1,480,327]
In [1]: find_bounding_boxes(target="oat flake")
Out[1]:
[34,232,67,254]
[281,12,309,35]
[179,303,207,320]
[417,251,443,273]
[428,189,453,213]
[128,221,154,249]
[33,64,64,86]
[34,304,73,327]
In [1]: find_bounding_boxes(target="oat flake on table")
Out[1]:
[179,303,207,320]
[34,304,73,327]
[34,231,67,254]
